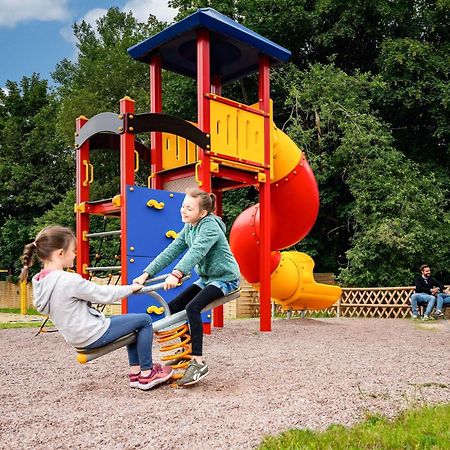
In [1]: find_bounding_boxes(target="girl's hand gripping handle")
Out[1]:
[131,283,144,293]
[133,272,149,286]
[163,274,180,290]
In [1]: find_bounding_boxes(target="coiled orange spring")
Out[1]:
[155,322,191,380]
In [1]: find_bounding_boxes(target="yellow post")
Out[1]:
[20,280,28,315]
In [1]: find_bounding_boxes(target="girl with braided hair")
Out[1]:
[21,225,173,390]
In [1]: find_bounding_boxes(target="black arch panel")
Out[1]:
[127,113,210,149]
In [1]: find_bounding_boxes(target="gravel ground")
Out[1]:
[1,317,449,450]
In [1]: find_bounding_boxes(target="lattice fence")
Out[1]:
[275,286,417,319]
[335,286,416,318]
[3,280,444,319]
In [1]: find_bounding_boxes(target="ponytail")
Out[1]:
[186,188,216,214]
[20,241,36,282]
[209,193,216,214]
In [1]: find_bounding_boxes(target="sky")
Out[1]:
[0,0,178,89]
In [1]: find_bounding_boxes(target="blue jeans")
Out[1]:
[410,293,436,316]
[436,293,450,312]
[194,278,240,295]
[86,314,153,370]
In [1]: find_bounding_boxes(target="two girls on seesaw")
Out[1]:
[21,188,240,390]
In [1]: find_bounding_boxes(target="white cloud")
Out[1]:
[60,1,177,46]
[0,0,70,28]
[59,1,178,61]
[81,8,109,30]
[60,8,107,49]
[123,0,178,23]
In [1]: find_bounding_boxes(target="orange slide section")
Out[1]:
[230,128,342,310]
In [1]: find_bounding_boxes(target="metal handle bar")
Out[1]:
[139,274,191,293]
[136,274,192,314]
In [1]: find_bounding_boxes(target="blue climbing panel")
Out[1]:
[125,186,210,325]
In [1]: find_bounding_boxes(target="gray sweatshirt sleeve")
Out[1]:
[71,275,134,305]
[143,227,188,277]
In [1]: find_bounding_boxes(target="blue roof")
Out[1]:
[127,8,291,84]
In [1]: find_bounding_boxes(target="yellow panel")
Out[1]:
[236,109,264,164]
[162,133,177,170]
[187,140,197,164]
[176,135,187,166]
[160,129,199,171]
[210,97,271,168]
[210,100,238,157]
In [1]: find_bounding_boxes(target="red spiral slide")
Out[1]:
[230,128,342,310]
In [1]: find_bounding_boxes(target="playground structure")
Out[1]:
[73,8,342,352]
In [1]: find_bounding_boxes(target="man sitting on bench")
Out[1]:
[410,264,442,321]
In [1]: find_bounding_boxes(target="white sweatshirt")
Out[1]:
[32,270,133,348]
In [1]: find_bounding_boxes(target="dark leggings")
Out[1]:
[168,283,223,357]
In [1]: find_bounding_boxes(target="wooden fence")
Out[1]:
[0,282,33,310]
[307,286,416,319]
[0,281,435,319]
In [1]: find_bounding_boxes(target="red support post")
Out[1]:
[150,55,163,189]
[119,96,136,314]
[75,116,90,280]
[258,56,272,332]
[213,190,224,328]
[196,28,211,193]
[211,74,224,328]
[197,29,212,334]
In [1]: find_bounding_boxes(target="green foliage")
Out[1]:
[34,190,76,231]
[223,187,258,234]
[0,75,73,270]
[2,2,449,287]
[376,38,450,166]
[284,63,449,286]
[259,403,450,450]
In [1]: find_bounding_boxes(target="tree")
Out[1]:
[375,38,450,168]
[53,8,198,200]
[0,75,73,270]
[284,63,450,286]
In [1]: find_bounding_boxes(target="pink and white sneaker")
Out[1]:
[129,371,140,388]
[138,364,173,390]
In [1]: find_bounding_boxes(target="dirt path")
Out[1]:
[1,317,449,450]
[0,313,43,323]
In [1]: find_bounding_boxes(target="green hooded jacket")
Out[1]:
[143,214,240,283]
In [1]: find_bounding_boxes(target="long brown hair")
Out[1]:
[185,188,216,214]
[20,226,75,281]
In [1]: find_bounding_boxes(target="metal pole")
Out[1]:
[85,230,121,238]
[85,266,121,272]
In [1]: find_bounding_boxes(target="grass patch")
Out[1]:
[273,311,336,319]
[259,403,450,449]
[0,321,53,329]
[0,307,41,315]
[308,311,336,319]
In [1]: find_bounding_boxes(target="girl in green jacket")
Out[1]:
[134,188,240,386]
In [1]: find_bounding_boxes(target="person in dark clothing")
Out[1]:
[410,264,444,320]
